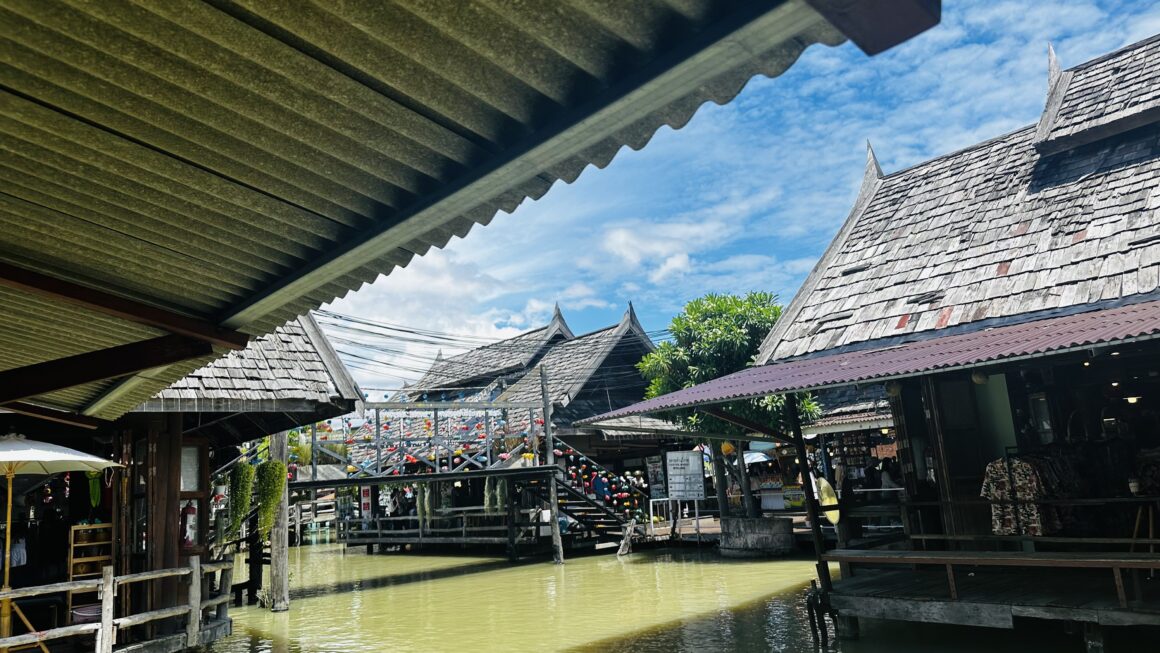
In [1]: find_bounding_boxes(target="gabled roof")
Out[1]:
[499,305,655,408]
[758,35,1160,365]
[1035,34,1160,155]
[411,306,573,393]
[0,1,939,423]
[135,312,361,414]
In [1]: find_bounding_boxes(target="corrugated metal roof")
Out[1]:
[579,299,1160,424]
[1,1,938,421]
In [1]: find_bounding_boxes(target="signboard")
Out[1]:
[645,455,667,499]
[665,450,705,500]
[360,486,372,516]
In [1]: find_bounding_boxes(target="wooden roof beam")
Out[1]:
[0,335,213,405]
[1,402,109,430]
[702,407,794,446]
[0,261,248,350]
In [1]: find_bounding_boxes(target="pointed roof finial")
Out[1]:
[546,302,575,340]
[866,140,883,179]
[434,349,444,362]
[1048,42,1061,89]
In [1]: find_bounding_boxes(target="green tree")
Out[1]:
[637,292,817,435]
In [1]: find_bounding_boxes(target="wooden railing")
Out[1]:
[0,555,233,653]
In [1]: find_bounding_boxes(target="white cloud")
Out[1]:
[648,253,691,284]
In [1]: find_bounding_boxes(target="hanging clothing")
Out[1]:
[980,458,1053,536]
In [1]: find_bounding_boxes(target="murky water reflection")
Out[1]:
[212,544,1154,653]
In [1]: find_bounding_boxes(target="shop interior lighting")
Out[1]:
[1111,351,1120,356]
[1083,361,1091,367]
[1112,382,1120,387]
[1126,396,1141,404]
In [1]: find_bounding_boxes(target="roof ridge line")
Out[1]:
[881,124,1037,180]
[758,140,885,364]
[1064,31,1160,73]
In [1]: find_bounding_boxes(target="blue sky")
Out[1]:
[326,0,1160,390]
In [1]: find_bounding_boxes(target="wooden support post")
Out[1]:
[711,442,729,518]
[310,422,318,503]
[548,478,564,565]
[506,479,518,562]
[1112,567,1127,608]
[95,565,116,653]
[217,554,234,622]
[617,519,637,557]
[246,515,261,605]
[270,431,290,612]
[945,564,958,600]
[539,367,555,468]
[374,409,383,475]
[485,412,494,467]
[186,556,202,647]
[786,393,832,592]
[539,368,564,564]
[735,441,757,518]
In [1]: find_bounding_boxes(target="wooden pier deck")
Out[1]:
[829,567,1160,629]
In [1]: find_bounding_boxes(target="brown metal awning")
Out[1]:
[1,0,939,424]
[578,299,1160,426]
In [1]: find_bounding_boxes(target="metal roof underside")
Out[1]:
[580,298,1160,425]
[1,0,938,421]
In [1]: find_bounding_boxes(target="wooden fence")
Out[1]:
[0,554,233,653]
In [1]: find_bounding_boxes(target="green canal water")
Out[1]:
[210,544,1142,652]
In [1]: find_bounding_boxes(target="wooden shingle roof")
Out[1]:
[135,312,361,414]
[1035,34,1160,155]
[411,306,573,393]
[759,35,1160,364]
[500,306,655,407]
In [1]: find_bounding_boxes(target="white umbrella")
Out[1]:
[0,433,121,642]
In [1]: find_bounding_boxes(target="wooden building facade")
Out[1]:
[0,314,359,651]
[581,34,1160,649]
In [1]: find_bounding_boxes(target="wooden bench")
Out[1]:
[823,549,1160,607]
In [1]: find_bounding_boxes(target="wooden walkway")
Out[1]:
[830,567,1160,629]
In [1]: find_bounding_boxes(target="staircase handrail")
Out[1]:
[553,436,652,506]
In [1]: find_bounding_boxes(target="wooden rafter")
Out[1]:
[1,402,109,430]
[0,335,213,405]
[701,407,794,446]
[0,262,248,350]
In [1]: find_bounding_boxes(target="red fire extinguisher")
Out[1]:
[180,501,198,549]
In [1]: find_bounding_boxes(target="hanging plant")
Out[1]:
[228,463,255,541]
[255,460,287,540]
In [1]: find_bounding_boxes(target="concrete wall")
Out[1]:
[718,517,794,558]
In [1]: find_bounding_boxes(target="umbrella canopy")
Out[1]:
[0,433,120,476]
